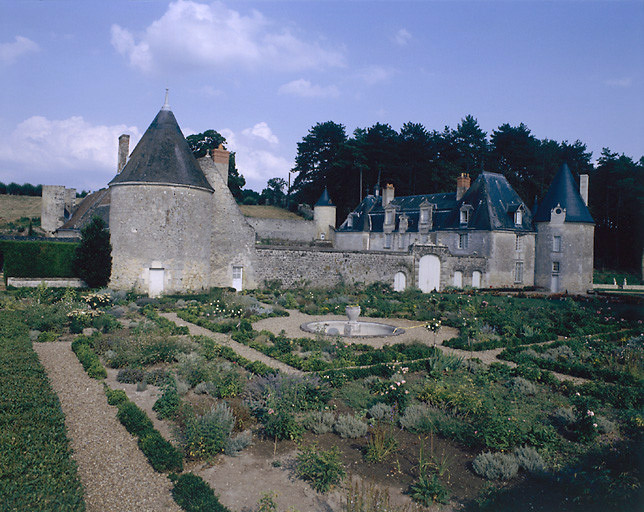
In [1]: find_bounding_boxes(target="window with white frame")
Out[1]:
[514,209,523,225]
[420,208,429,223]
[458,233,468,249]
[553,235,561,252]
[515,261,524,283]
[516,235,523,251]
[460,208,469,225]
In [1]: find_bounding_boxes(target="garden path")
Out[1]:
[34,341,181,512]
[160,312,303,375]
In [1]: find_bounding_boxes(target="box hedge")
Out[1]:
[0,240,77,278]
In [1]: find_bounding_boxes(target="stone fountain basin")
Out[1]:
[300,320,405,338]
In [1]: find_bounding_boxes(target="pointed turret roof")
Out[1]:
[109,106,213,192]
[533,163,593,223]
[315,187,335,207]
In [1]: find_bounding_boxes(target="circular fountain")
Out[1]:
[300,305,405,338]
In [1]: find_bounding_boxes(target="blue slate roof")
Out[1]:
[109,109,213,192]
[338,172,533,233]
[315,187,334,206]
[533,163,594,223]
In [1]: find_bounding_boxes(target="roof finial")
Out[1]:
[161,88,170,111]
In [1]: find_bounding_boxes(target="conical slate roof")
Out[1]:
[109,108,213,191]
[533,163,593,223]
[315,187,335,207]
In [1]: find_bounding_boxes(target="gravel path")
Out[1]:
[34,342,181,512]
[160,312,303,375]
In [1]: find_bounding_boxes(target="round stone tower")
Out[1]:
[314,187,336,242]
[108,96,214,296]
[534,163,594,294]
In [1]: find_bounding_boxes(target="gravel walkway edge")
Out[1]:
[34,341,182,512]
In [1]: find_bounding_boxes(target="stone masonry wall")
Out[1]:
[198,156,259,290]
[255,246,413,289]
[109,184,213,294]
[246,217,317,243]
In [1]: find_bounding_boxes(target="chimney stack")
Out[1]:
[382,183,395,207]
[456,173,471,201]
[579,174,589,206]
[117,134,130,173]
[211,144,230,185]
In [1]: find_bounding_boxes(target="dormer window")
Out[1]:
[399,214,408,234]
[420,209,429,223]
[385,210,394,225]
[514,209,523,225]
[459,204,472,226]
[419,201,434,233]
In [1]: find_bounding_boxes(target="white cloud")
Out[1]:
[216,126,291,189]
[111,0,345,73]
[0,36,39,65]
[357,66,394,86]
[242,122,279,145]
[393,28,412,47]
[278,79,340,98]
[604,78,632,88]
[0,116,141,190]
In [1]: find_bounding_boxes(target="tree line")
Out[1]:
[289,116,643,272]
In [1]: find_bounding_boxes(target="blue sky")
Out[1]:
[1,0,642,192]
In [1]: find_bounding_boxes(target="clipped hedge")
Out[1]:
[0,310,85,510]
[71,335,106,379]
[0,240,77,278]
[171,473,231,512]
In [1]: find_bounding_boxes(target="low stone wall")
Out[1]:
[7,277,86,288]
[255,246,413,288]
[247,218,317,243]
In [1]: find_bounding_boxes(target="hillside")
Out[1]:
[0,195,41,222]
[239,204,305,220]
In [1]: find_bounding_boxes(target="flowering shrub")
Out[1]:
[83,292,111,309]
[296,444,345,493]
[184,403,235,459]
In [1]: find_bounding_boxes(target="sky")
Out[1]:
[0,0,642,193]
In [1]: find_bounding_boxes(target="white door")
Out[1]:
[472,271,481,288]
[453,271,463,288]
[149,269,164,297]
[550,274,559,293]
[232,266,243,292]
[418,255,440,292]
[393,272,406,292]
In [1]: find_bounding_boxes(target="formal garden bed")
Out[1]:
[2,283,642,511]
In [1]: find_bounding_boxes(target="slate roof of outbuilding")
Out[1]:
[109,109,213,192]
[57,188,111,232]
[338,171,533,233]
[533,163,594,224]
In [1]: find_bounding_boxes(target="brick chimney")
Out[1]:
[211,144,230,184]
[456,173,471,201]
[382,183,395,207]
[117,134,130,173]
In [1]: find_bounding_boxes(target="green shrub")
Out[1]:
[138,431,183,472]
[303,411,336,434]
[153,378,181,419]
[92,313,121,333]
[71,336,106,379]
[72,216,111,288]
[105,387,128,406]
[472,451,519,480]
[513,445,546,474]
[364,424,398,463]
[184,403,235,459]
[171,473,231,512]
[334,414,368,439]
[400,403,434,433]
[263,409,303,441]
[117,368,146,384]
[223,430,252,456]
[409,472,450,505]
[296,444,346,493]
[36,331,59,342]
[117,401,154,437]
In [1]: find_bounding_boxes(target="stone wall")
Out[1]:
[256,246,413,289]
[535,222,594,294]
[246,217,317,243]
[8,277,85,288]
[198,156,259,290]
[109,183,214,294]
